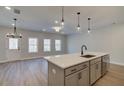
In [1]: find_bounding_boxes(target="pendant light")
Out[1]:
[88,17,91,33]
[77,12,80,31]
[6,18,22,38]
[61,6,64,27]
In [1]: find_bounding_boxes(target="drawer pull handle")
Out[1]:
[83,65,87,68]
[78,73,82,80]
[71,69,77,72]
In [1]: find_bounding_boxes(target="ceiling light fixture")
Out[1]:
[61,6,64,27]
[6,18,22,38]
[5,6,11,10]
[88,17,91,34]
[77,12,80,31]
[52,26,62,32]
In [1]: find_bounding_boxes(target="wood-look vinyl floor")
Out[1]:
[94,63,124,86]
[0,59,48,86]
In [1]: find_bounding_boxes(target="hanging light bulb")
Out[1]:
[61,6,64,27]
[88,17,91,34]
[77,24,80,31]
[77,12,80,31]
[88,27,90,34]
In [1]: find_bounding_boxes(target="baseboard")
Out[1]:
[110,61,124,66]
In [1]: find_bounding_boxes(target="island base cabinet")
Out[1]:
[90,61,101,85]
[90,64,96,85]
[96,62,102,80]
[48,62,64,86]
[65,67,89,86]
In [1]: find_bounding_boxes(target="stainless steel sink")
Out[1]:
[80,54,96,58]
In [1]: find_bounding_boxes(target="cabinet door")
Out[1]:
[96,62,101,80]
[90,64,96,85]
[65,72,79,86]
[78,67,89,86]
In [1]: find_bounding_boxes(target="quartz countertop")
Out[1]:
[44,52,109,69]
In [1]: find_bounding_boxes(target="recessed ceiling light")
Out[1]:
[5,6,11,10]
[42,29,46,31]
[55,20,58,24]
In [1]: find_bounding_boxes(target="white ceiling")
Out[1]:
[0,6,124,34]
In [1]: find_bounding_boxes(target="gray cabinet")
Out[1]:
[48,62,89,86]
[90,64,96,84]
[78,67,89,86]
[65,67,89,86]
[65,72,78,86]
[90,58,101,85]
[48,56,105,86]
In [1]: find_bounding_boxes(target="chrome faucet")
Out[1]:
[81,45,87,55]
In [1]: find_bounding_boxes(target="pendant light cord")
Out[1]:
[78,13,79,26]
[14,18,17,34]
[62,6,64,21]
[77,12,80,27]
[88,18,91,30]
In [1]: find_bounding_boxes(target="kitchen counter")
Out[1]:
[45,52,109,69]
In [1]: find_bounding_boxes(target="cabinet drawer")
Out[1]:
[78,62,89,71]
[90,57,101,65]
[102,55,110,62]
[65,62,89,76]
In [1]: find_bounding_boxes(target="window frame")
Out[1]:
[55,39,61,51]
[28,38,38,53]
[9,38,19,50]
[43,39,51,52]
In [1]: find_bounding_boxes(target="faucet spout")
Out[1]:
[81,45,87,55]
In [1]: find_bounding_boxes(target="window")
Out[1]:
[44,39,51,52]
[9,38,18,49]
[55,40,61,51]
[29,38,38,53]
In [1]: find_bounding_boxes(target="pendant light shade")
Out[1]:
[6,18,22,38]
[61,6,64,27]
[88,17,91,33]
[77,12,80,31]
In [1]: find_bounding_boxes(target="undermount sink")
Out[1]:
[80,54,96,58]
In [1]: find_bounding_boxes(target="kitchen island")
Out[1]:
[45,52,110,86]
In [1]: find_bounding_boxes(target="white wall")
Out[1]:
[0,26,67,61]
[67,24,124,65]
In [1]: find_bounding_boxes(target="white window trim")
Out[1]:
[43,39,51,52]
[55,39,61,51]
[28,38,38,53]
[9,38,19,50]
